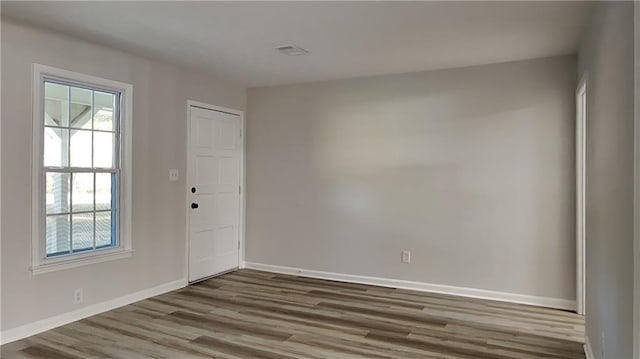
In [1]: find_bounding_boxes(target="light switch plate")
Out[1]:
[402,250,411,264]
[169,169,179,181]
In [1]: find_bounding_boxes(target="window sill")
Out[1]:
[31,249,132,275]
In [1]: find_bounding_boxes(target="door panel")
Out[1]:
[216,192,238,224]
[217,117,238,149]
[188,106,241,282]
[195,156,217,194]
[190,194,214,233]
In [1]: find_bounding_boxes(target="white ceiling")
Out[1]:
[2,1,593,88]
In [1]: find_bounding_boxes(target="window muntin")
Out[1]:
[42,80,120,258]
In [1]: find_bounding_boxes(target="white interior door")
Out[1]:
[188,105,241,282]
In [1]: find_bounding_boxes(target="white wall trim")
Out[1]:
[634,2,640,358]
[584,336,595,359]
[31,249,133,275]
[244,262,577,311]
[0,278,186,345]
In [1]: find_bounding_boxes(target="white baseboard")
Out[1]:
[0,278,187,345]
[584,335,595,359]
[244,262,577,311]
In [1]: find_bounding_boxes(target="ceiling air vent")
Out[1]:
[276,45,309,56]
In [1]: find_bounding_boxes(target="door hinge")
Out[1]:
[239,185,241,194]
[238,240,240,249]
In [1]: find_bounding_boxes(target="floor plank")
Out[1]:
[1,269,585,358]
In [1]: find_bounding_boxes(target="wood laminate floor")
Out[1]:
[1,269,585,359]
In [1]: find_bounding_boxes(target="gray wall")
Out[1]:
[578,2,635,358]
[247,55,577,301]
[0,19,245,331]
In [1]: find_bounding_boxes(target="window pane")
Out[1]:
[94,132,114,168]
[44,127,69,167]
[69,87,92,129]
[72,173,94,213]
[95,211,113,247]
[46,172,70,214]
[46,214,70,255]
[95,173,113,210]
[72,213,94,251]
[93,92,115,131]
[44,83,69,127]
[70,130,92,167]
[41,78,124,260]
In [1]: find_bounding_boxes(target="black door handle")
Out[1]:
[191,203,199,209]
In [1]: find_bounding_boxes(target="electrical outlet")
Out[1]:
[169,169,179,182]
[401,250,411,264]
[74,288,83,304]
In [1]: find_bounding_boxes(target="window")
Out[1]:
[32,64,132,274]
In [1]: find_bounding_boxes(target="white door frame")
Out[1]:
[634,2,640,357]
[576,75,587,316]
[185,100,245,282]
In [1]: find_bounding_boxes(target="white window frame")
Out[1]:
[634,3,640,357]
[31,64,133,275]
